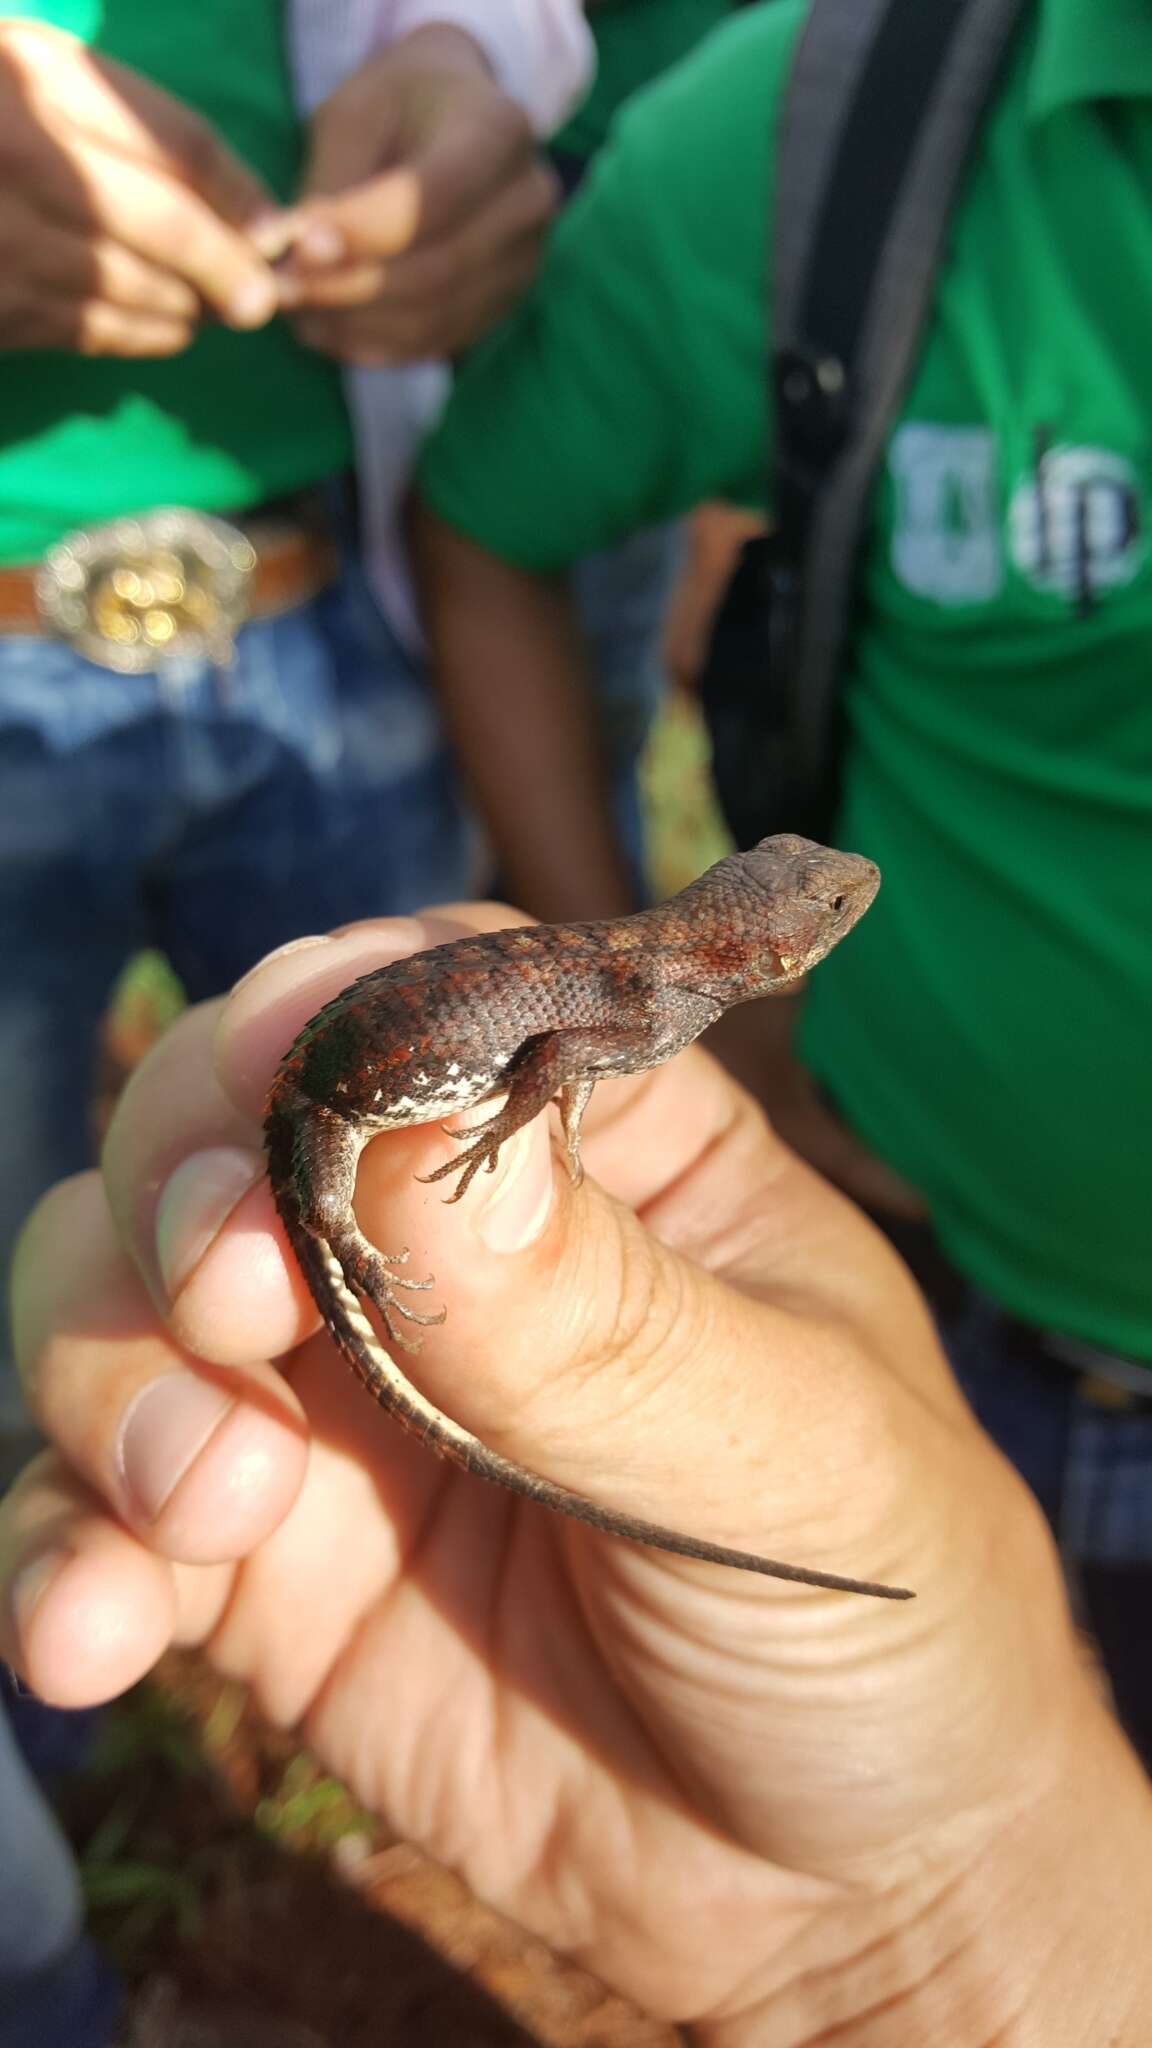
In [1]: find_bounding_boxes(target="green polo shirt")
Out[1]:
[0,1,351,564]
[421,0,1152,1358]
[551,0,735,159]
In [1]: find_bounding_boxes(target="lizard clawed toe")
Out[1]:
[372,1289,447,1352]
[362,1246,438,1289]
[386,1295,448,1329]
[417,1140,502,1201]
[441,1115,502,1143]
[372,1287,447,1354]
[338,1242,446,1350]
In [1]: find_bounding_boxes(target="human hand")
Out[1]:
[0,21,283,357]
[282,27,557,366]
[663,504,768,695]
[4,910,1149,2043]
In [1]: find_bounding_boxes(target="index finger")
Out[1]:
[61,140,279,326]
[18,31,278,235]
[100,914,506,1349]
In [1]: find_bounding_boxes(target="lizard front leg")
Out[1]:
[558,1075,595,1186]
[419,1027,650,1203]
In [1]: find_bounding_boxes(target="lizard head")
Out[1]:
[739,834,880,989]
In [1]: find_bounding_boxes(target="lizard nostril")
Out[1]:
[831,893,846,912]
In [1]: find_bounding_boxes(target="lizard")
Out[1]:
[264,832,912,1601]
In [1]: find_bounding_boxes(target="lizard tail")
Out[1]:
[328,1249,912,1598]
[266,1105,912,1603]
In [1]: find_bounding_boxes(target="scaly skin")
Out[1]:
[264,834,908,1598]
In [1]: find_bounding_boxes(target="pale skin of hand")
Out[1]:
[4,910,1152,2044]
[280,27,558,366]
[0,20,282,356]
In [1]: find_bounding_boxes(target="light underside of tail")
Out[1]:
[293,1226,911,1602]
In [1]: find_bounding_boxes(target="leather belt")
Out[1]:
[1,501,339,672]
[873,1211,1152,1412]
[1001,1320,1152,1415]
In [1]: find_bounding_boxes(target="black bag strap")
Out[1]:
[765,0,1030,835]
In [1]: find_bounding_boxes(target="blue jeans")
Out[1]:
[0,1685,122,2047]
[947,1294,1152,1761]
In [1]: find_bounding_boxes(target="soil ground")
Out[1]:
[53,1654,680,2047]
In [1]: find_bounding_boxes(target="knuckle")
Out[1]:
[486,93,532,156]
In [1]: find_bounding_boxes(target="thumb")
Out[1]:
[293,75,530,264]
[297,75,398,208]
[335,1074,916,1598]
[113,913,931,1600]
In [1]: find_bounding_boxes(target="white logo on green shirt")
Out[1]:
[888,424,1002,604]
[889,429,1145,608]
[1009,445,1143,602]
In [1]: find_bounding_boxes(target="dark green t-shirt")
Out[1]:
[421,0,1152,1358]
[551,0,734,158]
[0,0,351,564]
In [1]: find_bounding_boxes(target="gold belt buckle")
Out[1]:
[36,509,257,673]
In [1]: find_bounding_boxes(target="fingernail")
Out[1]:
[296,221,346,266]
[230,933,331,998]
[329,916,426,953]
[473,1122,554,1254]
[226,274,278,329]
[117,1373,236,1523]
[155,1147,262,1303]
[10,1547,71,1634]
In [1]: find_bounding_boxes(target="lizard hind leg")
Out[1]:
[290,1103,445,1353]
[328,1220,446,1354]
